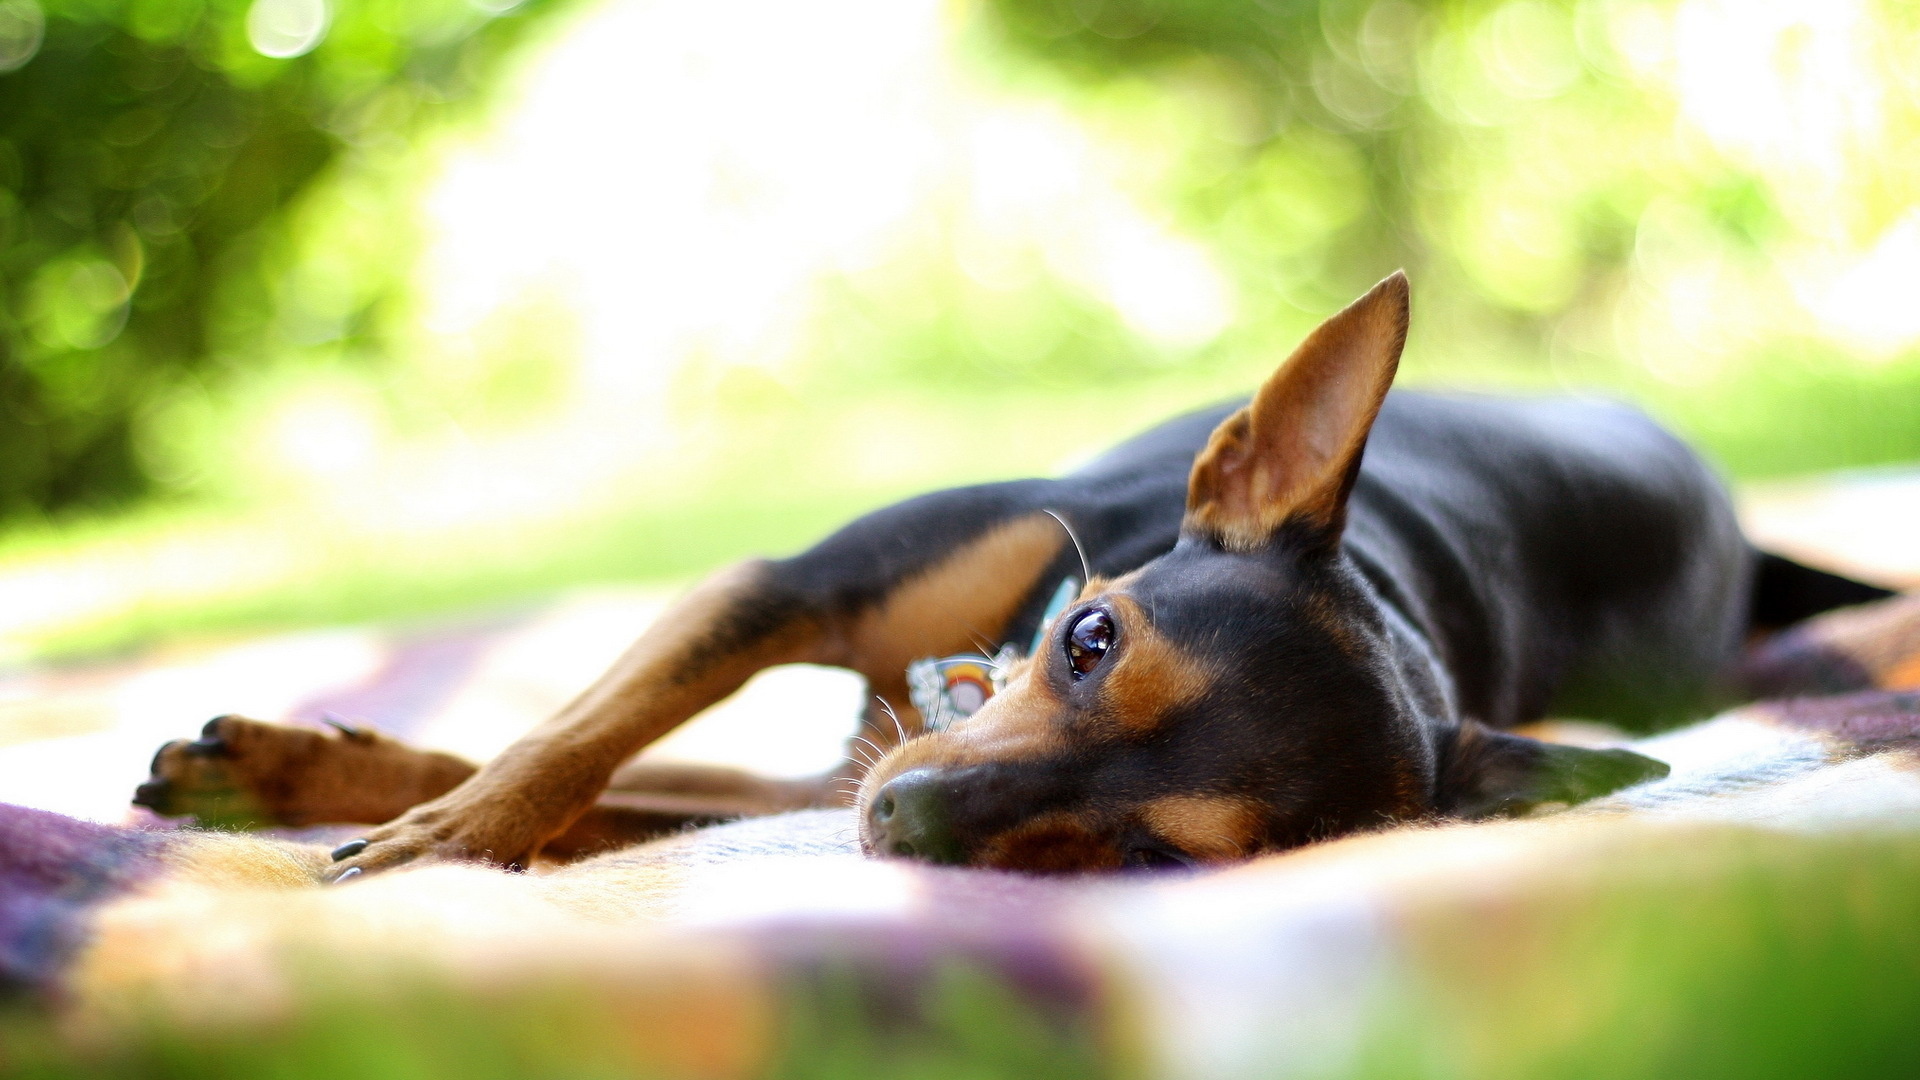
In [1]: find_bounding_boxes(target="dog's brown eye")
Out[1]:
[1124,844,1194,871]
[1065,608,1114,679]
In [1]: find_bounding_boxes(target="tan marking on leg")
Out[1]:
[841,513,1066,681]
[1141,794,1266,863]
[532,559,828,765]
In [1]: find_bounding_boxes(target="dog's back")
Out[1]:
[1348,392,1751,731]
[1045,390,1752,733]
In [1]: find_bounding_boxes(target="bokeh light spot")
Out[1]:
[26,257,130,351]
[0,0,42,73]
[247,0,329,59]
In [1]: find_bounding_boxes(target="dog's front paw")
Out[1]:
[134,714,473,830]
[322,795,551,882]
[134,715,272,828]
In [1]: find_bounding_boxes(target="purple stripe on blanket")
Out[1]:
[1741,639,1876,699]
[1741,593,1920,699]
[0,804,169,997]
[287,616,520,740]
[1759,690,1920,750]
[757,868,1102,1038]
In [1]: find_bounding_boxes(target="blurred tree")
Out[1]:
[978,0,1920,478]
[0,0,569,520]
[982,0,1449,313]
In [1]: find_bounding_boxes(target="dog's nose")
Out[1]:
[866,768,964,864]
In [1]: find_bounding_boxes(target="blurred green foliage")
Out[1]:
[0,0,567,520]
[971,0,1920,475]
[1,0,1917,657]
[981,0,1914,314]
[987,0,1427,313]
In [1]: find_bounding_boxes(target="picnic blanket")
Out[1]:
[4,676,1919,1078]
[2,475,1919,1079]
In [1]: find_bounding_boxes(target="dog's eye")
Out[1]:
[1124,845,1193,871]
[1065,608,1114,679]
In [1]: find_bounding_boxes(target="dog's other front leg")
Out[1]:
[327,480,1070,880]
[324,560,828,877]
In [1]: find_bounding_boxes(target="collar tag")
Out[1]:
[1028,575,1083,656]
[907,645,1017,732]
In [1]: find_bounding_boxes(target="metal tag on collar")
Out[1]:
[1029,575,1082,655]
[907,645,1017,733]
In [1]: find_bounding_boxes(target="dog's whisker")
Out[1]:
[1044,508,1092,587]
[876,697,909,745]
[849,734,887,760]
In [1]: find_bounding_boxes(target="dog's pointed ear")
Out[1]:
[1185,271,1409,551]
[1435,720,1670,819]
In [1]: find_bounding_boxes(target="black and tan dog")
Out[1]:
[136,272,1885,875]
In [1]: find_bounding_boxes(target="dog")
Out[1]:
[135,272,1889,875]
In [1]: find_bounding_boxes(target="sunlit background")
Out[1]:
[1,0,1917,662]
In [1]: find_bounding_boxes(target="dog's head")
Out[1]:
[858,273,1667,871]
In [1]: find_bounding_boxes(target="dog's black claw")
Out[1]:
[201,715,239,739]
[321,713,366,740]
[132,780,169,810]
[149,742,176,775]
[332,866,364,884]
[184,737,228,757]
[331,838,369,861]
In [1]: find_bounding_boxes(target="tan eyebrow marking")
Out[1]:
[1089,593,1220,736]
[1140,795,1266,863]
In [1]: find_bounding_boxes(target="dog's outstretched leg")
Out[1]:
[137,716,837,855]
[318,485,1071,878]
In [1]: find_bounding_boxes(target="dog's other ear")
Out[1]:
[1185,271,1409,551]
[1434,720,1670,819]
